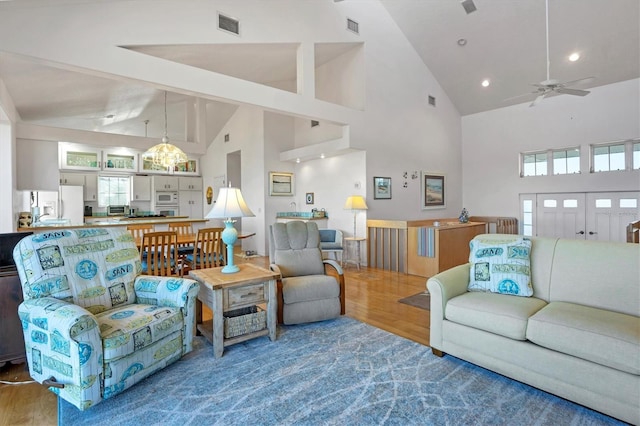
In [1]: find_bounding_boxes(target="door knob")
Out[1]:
[589,231,598,235]
[576,231,585,235]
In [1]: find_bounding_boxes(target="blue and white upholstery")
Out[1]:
[12,228,200,411]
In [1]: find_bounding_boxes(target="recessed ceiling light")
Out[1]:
[569,52,580,62]
[457,38,467,46]
[320,153,325,159]
[481,79,490,87]
[296,158,300,163]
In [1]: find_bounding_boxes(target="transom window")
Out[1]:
[552,148,580,175]
[592,143,625,172]
[98,176,130,207]
[522,152,547,176]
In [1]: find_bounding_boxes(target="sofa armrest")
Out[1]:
[426,263,470,351]
[323,259,344,276]
[18,297,102,393]
[134,276,200,353]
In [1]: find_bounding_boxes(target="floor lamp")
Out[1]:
[205,185,255,273]
[344,195,368,238]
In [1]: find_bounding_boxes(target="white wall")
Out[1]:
[1,0,464,237]
[200,105,266,254]
[462,79,640,218]
[295,151,367,238]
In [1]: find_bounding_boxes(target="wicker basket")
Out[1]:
[223,305,266,338]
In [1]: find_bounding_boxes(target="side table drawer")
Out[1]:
[225,283,266,309]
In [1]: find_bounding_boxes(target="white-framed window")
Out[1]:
[633,141,640,170]
[521,197,534,236]
[98,175,130,207]
[522,152,547,177]
[591,142,626,172]
[552,148,580,175]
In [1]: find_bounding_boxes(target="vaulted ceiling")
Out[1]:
[0,0,637,142]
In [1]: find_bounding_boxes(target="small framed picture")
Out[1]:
[269,171,294,196]
[373,176,392,199]
[306,192,314,205]
[421,172,445,209]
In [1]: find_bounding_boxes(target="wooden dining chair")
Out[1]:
[127,224,154,245]
[184,227,225,270]
[140,231,180,276]
[168,222,195,257]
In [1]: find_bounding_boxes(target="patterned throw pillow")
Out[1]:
[468,236,533,297]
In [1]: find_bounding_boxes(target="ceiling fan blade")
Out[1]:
[504,91,539,102]
[555,88,590,96]
[559,76,595,87]
[529,94,546,107]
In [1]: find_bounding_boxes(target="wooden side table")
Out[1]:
[189,263,279,358]
[344,237,366,270]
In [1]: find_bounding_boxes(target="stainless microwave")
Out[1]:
[156,191,179,205]
[107,205,130,216]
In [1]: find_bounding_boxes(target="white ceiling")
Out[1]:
[0,0,637,140]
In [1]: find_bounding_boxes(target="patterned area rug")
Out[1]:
[398,291,431,310]
[59,317,622,425]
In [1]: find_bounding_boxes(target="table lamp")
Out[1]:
[344,195,368,238]
[205,185,255,273]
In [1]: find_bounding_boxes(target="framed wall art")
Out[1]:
[421,172,445,209]
[373,176,392,199]
[269,171,294,196]
[306,192,314,204]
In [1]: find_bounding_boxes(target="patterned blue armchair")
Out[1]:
[12,227,200,411]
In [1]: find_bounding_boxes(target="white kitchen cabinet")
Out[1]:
[179,190,203,218]
[178,177,203,191]
[59,144,102,171]
[153,176,179,191]
[130,176,152,201]
[59,172,85,186]
[84,174,98,202]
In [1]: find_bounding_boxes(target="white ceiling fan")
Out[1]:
[510,0,595,107]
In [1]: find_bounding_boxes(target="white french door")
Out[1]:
[528,191,639,242]
[535,193,586,239]
[586,192,640,242]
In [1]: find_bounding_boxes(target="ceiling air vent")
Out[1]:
[347,18,359,34]
[428,95,436,107]
[218,12,240,35]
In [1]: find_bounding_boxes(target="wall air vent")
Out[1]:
[347,18,359,34]
[218,12,240,35]
[428,95,436,107]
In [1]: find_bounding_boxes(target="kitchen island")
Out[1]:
[18,217,210,233]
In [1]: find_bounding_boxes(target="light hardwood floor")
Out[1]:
[0,256,430,426]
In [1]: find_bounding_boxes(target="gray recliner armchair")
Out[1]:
[269,221,345,325]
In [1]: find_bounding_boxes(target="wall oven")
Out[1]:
[156,191,179,206]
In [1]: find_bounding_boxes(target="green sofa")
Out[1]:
[427,234,639,425]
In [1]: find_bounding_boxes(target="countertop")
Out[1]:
[17,217,209,232]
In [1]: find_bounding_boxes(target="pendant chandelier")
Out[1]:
[142,91,188,169]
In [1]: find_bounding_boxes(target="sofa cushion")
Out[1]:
[468,235,533,297]
[446,292,547,340]
[527,302,640,375]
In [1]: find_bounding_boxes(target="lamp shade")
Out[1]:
[205,187,255,220]
[344,195,368,210]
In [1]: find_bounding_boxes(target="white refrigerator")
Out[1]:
[35,185,84,225]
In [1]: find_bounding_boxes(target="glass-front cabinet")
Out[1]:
[140,157,199,176]
[60,143,138,172]
[103,148,137,172]
[59,144,102,171]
